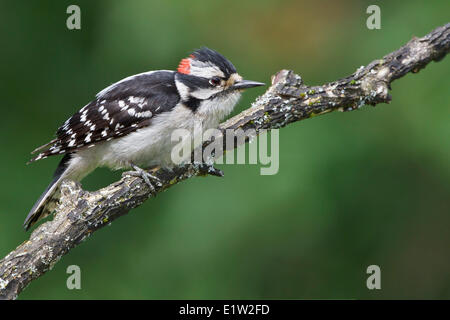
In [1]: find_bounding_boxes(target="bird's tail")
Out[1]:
[24,154,72,231]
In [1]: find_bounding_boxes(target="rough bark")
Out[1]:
[1,23,449,300]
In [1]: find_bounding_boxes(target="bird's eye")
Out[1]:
[209,77,221,87]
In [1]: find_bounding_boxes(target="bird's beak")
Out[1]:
[231,80,265,90]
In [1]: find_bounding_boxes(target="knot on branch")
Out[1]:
[360,64,391,105]
[271,69,305,97]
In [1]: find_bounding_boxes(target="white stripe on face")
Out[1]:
[190,87,222,100]
[189,60,225,79]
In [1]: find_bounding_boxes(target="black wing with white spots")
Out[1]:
[29,71,180,162]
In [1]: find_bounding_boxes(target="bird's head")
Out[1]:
[174,47,264,112]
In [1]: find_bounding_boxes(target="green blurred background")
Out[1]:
[0,0,449,299]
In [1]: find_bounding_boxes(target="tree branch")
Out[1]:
[1,23,449,300]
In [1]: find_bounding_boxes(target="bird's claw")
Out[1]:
[196,163,224,177]
[127,164,162,191]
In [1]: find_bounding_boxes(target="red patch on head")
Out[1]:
[177,54,196,74]
[177,58,191,74]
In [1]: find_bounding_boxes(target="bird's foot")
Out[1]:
[127,164,162,191]
[195,162,224,177]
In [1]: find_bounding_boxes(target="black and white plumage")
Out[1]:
[30,71,179,162]
[24,47,264,230]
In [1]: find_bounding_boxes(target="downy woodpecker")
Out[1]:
[24,47,264,230]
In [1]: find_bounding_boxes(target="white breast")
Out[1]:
[196,91,241,129]
[96,103,194,169]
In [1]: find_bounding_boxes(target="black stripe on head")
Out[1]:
[176,73,211,90]
[191,47,237,79]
